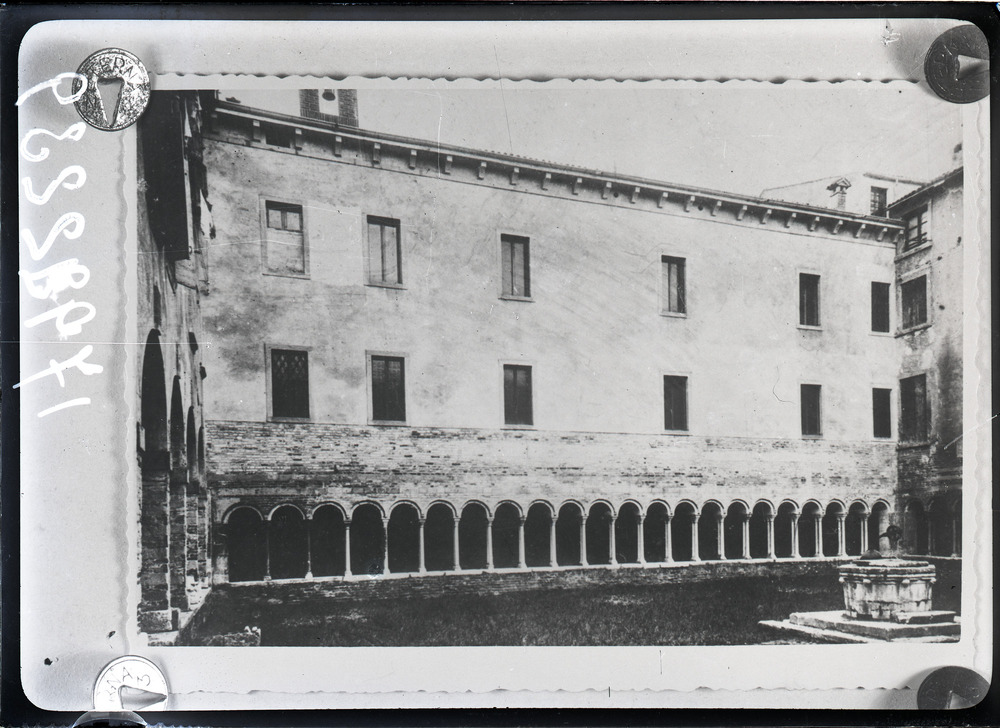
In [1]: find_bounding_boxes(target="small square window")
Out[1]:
[661,256,686,314]
[263,201,306,275]
[873,388,892,438]
[799,273,820,327]
[367,216,402,285]
[870,186,888,217]
[903,205,929,251]
[871,281,891,333]
[800,384,822,436]
[271,349,309,419]
[899,374,929,442]
[501,235,530,298]
[663,375,688,431]
[503,364,533,425]
[371,355,406,422]
[265,124,293,148]
[901,275,928,329]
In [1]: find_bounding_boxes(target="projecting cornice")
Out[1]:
[208,102,904,245]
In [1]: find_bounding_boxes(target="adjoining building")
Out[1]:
[135,90,963,636]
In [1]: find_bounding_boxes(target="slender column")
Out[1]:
[951,511,960,557]
[579,516,589,566]
[765,515,776,559]
[836,514,847,557]
[381,517,389,575]
[549,516,558,567]
[690,514,701,561]
[813,515,822,557]
[517,516,527,569]
[664,515,674,563]
[343,520,352,577]
[740,514,751,559]
[263,519,271,580]
[418,518,427,574]
[859,514,869,554]
[790,514,800,558]
[452,516,461,571]
[609,515,618,566]
[637,515,646,564]
[486,516,494,570]
[304,514,313,578]
[716,514,726,560]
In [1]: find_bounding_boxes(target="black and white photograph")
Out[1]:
[134,79,969,648]
[13,17,991,711]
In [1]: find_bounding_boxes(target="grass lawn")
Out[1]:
[183,571,894,646]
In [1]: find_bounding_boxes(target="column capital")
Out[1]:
[638,514,646,524]
[741,513,752,523]
[418,517,426,526]
[764,514,775,523]
[519,515,527,525]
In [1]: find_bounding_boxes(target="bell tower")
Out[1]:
[299,89,359,127]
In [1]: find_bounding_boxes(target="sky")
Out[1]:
[232,84,962,199]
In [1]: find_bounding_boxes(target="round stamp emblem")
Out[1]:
[73,48,151,131]
[924,25,990,105]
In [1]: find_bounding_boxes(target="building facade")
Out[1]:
[136,90,963,634]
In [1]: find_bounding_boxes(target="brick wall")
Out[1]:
[208,420,895,519]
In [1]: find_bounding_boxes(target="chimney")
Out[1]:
[299,89,359,128]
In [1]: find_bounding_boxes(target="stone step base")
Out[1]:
[787,610,960,640]
[759,618,961,644]
[895,610,958,625]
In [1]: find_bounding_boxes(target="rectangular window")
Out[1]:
[663,375,689,431]
[873,388,892,438]
[899,374,929,442]
[903,205,929,250]
[263,201,306,275]
[371,355,406,422]
[271,349,309,419]
[503,364,533,425]
[501,234,530,298]
[901,275,928,329]
[264,124,293,148]
[661,256,687,314]
[799,273,821,327]
[367,216,402,285]
[871,281,891,333]
[870,186,888,217]
[800,384,822,436]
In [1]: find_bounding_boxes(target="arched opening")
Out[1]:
[586,502,613,565]
[822,502,844,556]
[524,503,552,567]
[269,506,308,579]
[724,502,748,559]
[169,377,186,470]
[197,426,205,473]
[699,502,724,561]
[227,507,266,582]
[350,504,385,576]
[672,502,697,562]
[869,501,890,554]
[492,502,521,569]
[186,408,197,478]
[775,502,798,558]
[387,504,420,573]
[141,332,168,458]
[904,500,928,555]
[311,505,346,577]
[928,498,953,557]
[424,503,456,571]
[139,332,169,610]
[749,502,772,559]
[152,285,162,328]
[846,502,868,556]
[555,503,583,566]
[799,502,822,557]
[616,502,641,564]
[458,503,489,570]
[644,503,670,563]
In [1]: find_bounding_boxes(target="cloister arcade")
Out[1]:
[216,496,910,583]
